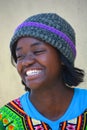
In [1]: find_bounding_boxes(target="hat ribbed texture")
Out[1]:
[10,13,76,64]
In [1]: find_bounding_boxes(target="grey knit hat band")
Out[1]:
[10,13,76,64]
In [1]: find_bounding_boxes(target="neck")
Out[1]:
[29,83,74,120]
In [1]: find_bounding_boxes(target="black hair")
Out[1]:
[60,54,84,87]
[10,43,85,91]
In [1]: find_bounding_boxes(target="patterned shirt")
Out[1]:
[0,88,87,130]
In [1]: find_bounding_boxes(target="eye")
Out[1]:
[33,50,45,55]
[16,55,25,61]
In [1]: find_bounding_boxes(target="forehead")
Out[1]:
[16,37,45,51]
[15,37,60,55]
[17,37,43,46]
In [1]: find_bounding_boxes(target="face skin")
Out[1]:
[15,37,74,121]
[16,37,63,91]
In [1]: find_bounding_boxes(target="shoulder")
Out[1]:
[0,97,25,129]
[74,87,87,98]
[74,88,87,110]
[0,96,50,130]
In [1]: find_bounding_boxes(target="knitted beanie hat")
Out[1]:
[10,13,76,65]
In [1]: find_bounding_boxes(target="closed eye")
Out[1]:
[33,50,46,55]
[16,55,25,61]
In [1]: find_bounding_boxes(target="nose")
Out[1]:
[22,53,35,67]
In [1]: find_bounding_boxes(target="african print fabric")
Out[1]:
[0,98,87,130]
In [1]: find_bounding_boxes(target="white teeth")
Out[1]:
[26,70,41,76]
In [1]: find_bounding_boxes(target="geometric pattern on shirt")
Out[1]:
[0,98,87,130]
[60,109,87,130]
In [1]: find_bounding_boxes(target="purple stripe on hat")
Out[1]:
[16,22,76,56]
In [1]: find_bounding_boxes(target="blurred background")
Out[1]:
[0,0,87,106]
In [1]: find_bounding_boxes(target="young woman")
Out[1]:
[0,13,87,130]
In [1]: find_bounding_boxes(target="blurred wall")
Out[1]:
[0,0,87,106]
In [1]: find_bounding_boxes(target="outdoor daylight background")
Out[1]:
[0,0,87,106]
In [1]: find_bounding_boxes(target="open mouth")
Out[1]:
[26,70,42,76]
[25,69,43,81]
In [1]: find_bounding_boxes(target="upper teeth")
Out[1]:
[26,70,41,76]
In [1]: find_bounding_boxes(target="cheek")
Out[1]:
[16,62,22,76]
[37,53,61,69]
[47,55,62,75]
[36,54,48,66]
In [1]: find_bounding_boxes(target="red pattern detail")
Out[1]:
[34,125,44,130]
[66,124,76,130]
[14,98,22,108]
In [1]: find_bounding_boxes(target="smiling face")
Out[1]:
[16,37,62,90]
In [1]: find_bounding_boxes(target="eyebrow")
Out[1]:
[16,42,43,52]
[31,42,43,47]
